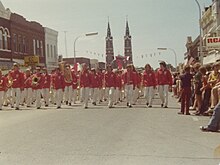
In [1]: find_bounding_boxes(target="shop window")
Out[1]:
[0,30,3,49]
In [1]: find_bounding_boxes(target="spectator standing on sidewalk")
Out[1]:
[178,65,193,115]
[192,63,202,112]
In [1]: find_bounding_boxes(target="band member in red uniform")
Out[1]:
[42,68,51,107]
[80,63,91,109]
[32,67,43,109]
[10,63,24,110]
[132,66,140,105]
[96,68,104,103]
[115,69,122,104]
[0,70,6,110]
[23,68,33,107]
[90,68,99,105]
[142,64,156,107]
[156,61,173,108]
[104,65,116,108]
[71,69,78,104]
[123,64,136,108]
[53,68,65,109]
[64,64,73,106]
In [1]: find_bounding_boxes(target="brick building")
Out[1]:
[10,13,45,66]
[0,2,12,70]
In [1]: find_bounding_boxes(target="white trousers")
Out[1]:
[0,91,4,109]
[144,86,155,106]
[50,88,55,104]
[91,88,99,103]
[24,88,33,106]
[125,84,133,105]
[104,87,110,100]
[114,87,121,103]
[108,87,115,107]
[64,86,73,103]
[81,87,90,108]
[158,85,169,106]
[11,88,21,108]
[55,89,63,108]
[35,89,42,108]
[132,88,139,104]
[71,89,77,103]
[42,88,50,106]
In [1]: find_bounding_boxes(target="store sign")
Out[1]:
[206,37,220,48]
[24,56,39,65]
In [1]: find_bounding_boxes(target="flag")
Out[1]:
[116,59,122,69]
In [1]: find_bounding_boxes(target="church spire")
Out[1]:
[107,17,111,37]
[125,19,130,36]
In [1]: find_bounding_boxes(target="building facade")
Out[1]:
[10,13,45,66]
[200,0,220,65]
[0,1,12,70]
[105,21,114,66]
[44,27,58,71]
[124,20,133,64]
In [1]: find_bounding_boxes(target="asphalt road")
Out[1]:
[0,96,219,165]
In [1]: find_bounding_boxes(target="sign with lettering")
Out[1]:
[24,56,39,65]
[206,37,220,48]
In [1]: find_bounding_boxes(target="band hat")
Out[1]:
[36,66,41,70]
[13,63,19,67]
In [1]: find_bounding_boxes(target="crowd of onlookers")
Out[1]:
[172,62,220,116]
[172,62,220,132]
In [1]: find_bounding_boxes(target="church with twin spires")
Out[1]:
[105,19,133,68]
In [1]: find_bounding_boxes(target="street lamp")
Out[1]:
[73,32,98,64]
[157,47,177,68]
[194,0,203,64]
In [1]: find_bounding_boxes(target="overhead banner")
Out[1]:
[206,37,220,48]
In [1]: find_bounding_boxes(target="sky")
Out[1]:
[1,0,212,69]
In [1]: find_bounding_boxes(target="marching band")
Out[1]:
[0,61,173,110]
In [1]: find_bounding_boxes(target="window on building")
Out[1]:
[54,45,56,58]
[0,30,3,49]
[18,35,22,53]
[47,44,49,58]
[33,39,36,55]
[23,37,26,53]
[40,41,43,56]
[50,45,53,57]
[4,28,10,50]
[13,34,17,52]
[36,40,39,55]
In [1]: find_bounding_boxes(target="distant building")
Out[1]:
[124,19,133,64]
[98,62,105,70]
[90,59,98,69]
[44,27,58,71]
[105,21,114,65]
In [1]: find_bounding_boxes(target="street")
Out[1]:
[0,96,219,165]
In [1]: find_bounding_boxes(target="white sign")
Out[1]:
[206,37,220,48]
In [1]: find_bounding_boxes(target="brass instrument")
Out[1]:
[64,67,73,83]
[7,76,13,88]
[32,75,40,87]
[0,79,3,88]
